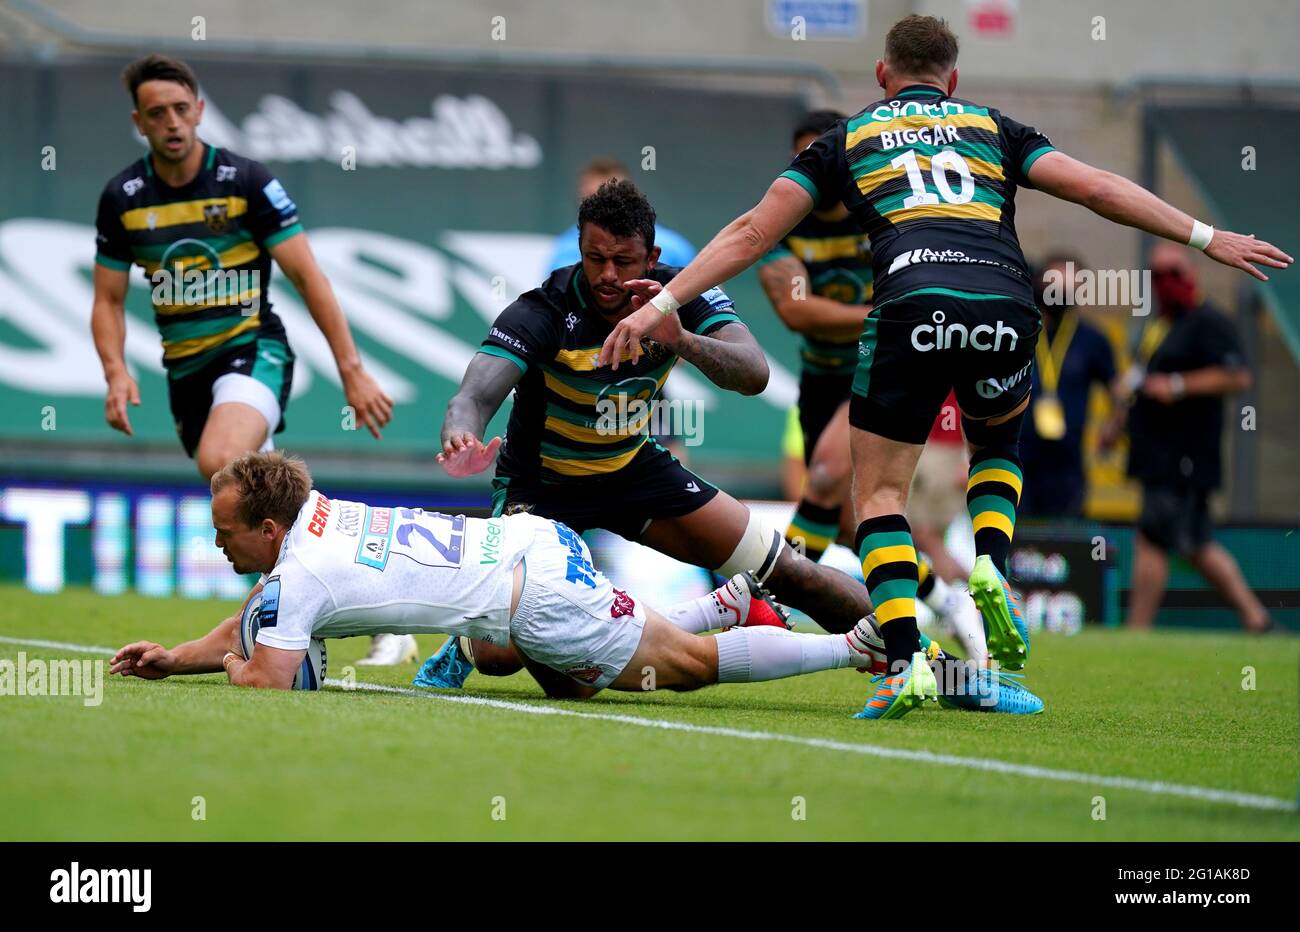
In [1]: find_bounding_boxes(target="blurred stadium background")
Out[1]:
[0,0,1296,631]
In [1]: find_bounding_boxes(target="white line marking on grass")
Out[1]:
[2,634,1292,814]
[330,679,1298,814]
[0,635,117,655]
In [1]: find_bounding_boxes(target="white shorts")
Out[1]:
[508,521,647,689]
[211,373,280,451]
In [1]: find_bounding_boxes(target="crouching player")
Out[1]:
[110,452,1040,712]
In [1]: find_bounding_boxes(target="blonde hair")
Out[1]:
[210,451,312,528]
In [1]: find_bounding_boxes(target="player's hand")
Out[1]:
[1203,231,1292,281]
[599,301,670,370]
[104,372,140,437]
[437,433,502,477]
[109,641,176,680]
[1140,373,1177,405]
[342,367,395,440]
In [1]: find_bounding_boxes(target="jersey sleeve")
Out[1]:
[481,295,561,372]
[779,123,848,211]
[679,284,742,336]
[243,160,305,249]
[94,186,133,271]
[1000,114,1057,189]
[252,569,331,652]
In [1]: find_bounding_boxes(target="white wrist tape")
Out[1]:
[1188,220,1214,251]
[649,289,681,316]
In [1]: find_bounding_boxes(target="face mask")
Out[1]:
[1153,272,1197,314]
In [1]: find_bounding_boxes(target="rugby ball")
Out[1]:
[238,585,326,691]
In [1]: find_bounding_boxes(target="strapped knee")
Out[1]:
[717,510,785,582]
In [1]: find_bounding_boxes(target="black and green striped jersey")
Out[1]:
[757,212,873,375]
[780,84,1055,307]
[482,263,741,484]
[94,142,302,379]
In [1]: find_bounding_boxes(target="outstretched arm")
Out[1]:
[110,583,262,680]
[271,234,395,437]
[1027,151,1292,280]
[438,353,524,476]
[599,178,814,367]
[758,255,868,341]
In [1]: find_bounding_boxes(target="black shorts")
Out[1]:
[490,440,720,541]
[797,369,853,464]
[167,335,295,458]
[1138,483,1212,556]
[849,289,1041,444]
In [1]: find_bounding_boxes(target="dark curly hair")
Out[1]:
[122,54,199,107]
[793,109,845,146]
[578,179,656,251]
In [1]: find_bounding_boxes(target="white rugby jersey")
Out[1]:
[253,491,546,651]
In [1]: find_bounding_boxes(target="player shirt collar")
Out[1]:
[894,84,947,99]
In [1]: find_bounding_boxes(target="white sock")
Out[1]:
[661,579,743,634]
[714,626,851,683]
[921,572,951,614]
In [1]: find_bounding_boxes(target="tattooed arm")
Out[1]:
[667,320,769,397]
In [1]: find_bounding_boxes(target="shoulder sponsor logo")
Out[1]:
[489,327,528,355]
[307,494,333,537]
[122,177,144,196]
[336,503,363,538]
[975,360,1033,399]
[910,311,1019,353]
[262,179,297,217]
[356,506,394,569]
[216,165,238,182]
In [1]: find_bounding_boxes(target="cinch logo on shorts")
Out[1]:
[975,360,1033,399]
[910,311,1018,353]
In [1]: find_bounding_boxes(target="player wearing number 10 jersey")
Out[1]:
[600,14,1290,720]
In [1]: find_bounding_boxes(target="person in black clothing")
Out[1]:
[1123,243,1271,631]
[1018,254,1121,517]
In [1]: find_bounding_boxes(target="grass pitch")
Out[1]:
[1,583,1297,841]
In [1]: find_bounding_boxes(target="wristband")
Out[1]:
[222,651,240,672]
[1168,372,1186,400]
[1188,220,1214,251]
[649,289,681,316]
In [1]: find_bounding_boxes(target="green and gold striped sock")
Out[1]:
[785,500,840,563]
[967,450,1024,576]
[854,513,921,670]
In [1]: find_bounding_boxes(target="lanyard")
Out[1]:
[1136,316,1172,367]
[1035,312,1079,394]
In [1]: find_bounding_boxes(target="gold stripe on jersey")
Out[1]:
[139,240,262,276]
[552,345,637,372]
[884,202,1003,225]
[846,112,998,148]
[784,234,867,263]
[854,152,1005,196]
[153,286,263,317]
[120,197,249,232]
[543,410,652,444]
[161,313,261,360]
[540,440,646,476]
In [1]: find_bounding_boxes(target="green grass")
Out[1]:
[0,583,1297,840]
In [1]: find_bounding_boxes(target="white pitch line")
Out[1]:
[3,634,1293,814]
[0,635,118,655]
[328,678,1297,814]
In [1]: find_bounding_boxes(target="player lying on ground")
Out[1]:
[431,178,967,689]
[597,14,1291,719]
[108,452,1041,712]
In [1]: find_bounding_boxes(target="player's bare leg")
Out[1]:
[194,402,271,481]
[786,400,852,562]
[1189,542,1271,631]
[640,491,873,634]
